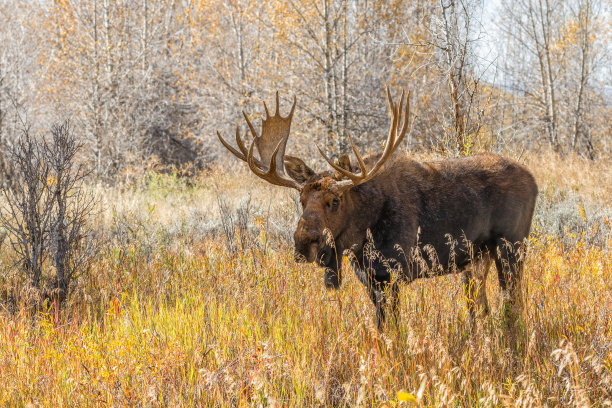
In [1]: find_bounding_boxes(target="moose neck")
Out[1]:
[335,179,387,253]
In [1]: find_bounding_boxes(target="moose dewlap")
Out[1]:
[217,88,538,330]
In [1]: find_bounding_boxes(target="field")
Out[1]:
[0,152,610,407]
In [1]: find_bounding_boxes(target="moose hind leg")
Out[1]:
[494,239,525,329]
[384,279,400,327]
[462,255,492,328]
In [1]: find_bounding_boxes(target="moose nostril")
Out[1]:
[294,250,308,263]
[294,239,312,261]
[294,238,319,263]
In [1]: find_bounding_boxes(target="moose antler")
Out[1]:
[217,92,302,190]
[318,87,411,192]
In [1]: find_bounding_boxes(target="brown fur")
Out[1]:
[290,153,538,329]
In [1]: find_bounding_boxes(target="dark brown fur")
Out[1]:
[290,153,538,329]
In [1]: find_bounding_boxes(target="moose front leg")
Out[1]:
[367,273,399,330]
[323,248,342,289]
[349,259,400,330]
[324,266,342,289]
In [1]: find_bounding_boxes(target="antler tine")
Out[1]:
[382,90,400,157]
[287,95,297,119]
[347,131,368,177]
[217,127,266,168]
[395,90,411,150]
[386,86,395,114]
[263,101,271,119]
[217,129,246,161]
[275,91,280,116]
[235,126,249,157]
[243,111,260,140]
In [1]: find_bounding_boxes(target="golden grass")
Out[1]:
[0,152,610,407]
[523,151,612,204]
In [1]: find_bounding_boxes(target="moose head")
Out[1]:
[217,88,411,286]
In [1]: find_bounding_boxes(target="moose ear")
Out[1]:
[336,154,352,171]
[333,154,353,180]
[284,156,316,183]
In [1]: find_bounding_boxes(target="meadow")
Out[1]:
[0,152,610,407]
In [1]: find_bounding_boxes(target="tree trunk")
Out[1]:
[323,0,336,150]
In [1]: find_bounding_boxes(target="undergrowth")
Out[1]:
[0,153,610,407]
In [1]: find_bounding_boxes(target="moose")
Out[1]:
[217,89,538,330]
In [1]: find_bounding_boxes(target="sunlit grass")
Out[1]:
[0,153,610,406]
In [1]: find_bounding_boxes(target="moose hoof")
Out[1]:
[324,268,341,289]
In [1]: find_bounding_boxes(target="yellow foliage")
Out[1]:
[0,155,610,406]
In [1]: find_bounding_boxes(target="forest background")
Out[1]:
[1,0,610,176]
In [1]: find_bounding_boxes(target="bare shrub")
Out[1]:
[533,190,611,249]
[0,122,95,303]
[0,125,52,289]
[45,123,96,298]
[214,189,256,253]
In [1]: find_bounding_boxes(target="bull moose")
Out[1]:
[217,89,538,330]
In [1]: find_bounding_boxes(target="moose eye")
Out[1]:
[329,198,340,212]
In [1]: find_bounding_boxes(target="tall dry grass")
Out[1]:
[0,152,610,407]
